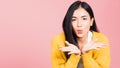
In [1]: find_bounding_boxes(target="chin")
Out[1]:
[77,34,84,38]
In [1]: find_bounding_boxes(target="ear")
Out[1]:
[90,18,94,26]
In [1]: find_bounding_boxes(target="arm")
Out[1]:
[81,33,110,68]
[51,37,81,68]
[82,46,110,68]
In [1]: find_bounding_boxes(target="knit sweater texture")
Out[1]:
[51,31,110,68]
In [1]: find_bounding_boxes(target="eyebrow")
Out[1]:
[72,16,77,18]
[72,15,87,18]
[81,15,87,18]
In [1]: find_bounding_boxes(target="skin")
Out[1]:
[72,6,93,39]
[60,7,106,55]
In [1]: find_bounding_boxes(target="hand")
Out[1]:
[60,41,81,55]
[82,39,107,54]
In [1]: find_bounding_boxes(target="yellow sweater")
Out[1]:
[51,31,110,68]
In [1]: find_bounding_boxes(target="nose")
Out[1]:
[77,20,82,27]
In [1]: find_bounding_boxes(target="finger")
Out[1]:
[101,43,107,47]
[59,46,66,50]
[93,47,99,50]
[89,47,100,50]
[89,44,106,50]
[99,44,107,48]
[83,45,98,51]
[92,38,98,44]
[59,47,71,52]
[84,47,99,51]
[93,45,106,50]
[68,52,72,55]
[96,43,107,48]
[65,41,70,46]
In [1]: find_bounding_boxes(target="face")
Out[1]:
[72,7,94,38]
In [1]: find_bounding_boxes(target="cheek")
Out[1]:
[83,22,91,31]
[72,22,77,29]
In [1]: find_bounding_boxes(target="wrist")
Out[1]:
[75,50,81,56]
[81,50,87,54]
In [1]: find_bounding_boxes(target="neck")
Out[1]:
[77,33,88,45]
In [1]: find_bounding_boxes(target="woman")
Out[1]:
[51,1,110,68]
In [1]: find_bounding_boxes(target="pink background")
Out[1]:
[0,0,119,68]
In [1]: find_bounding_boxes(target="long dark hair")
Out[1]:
[62,1,99,58]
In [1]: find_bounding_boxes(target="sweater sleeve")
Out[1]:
[81,33,111,68]
[51,36,81,68]
[82,46,110,68]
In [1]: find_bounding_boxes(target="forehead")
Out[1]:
[73,7,89,17]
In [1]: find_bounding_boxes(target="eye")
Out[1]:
[72,18,76,21]
[82,18,87,20]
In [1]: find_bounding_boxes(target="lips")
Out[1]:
[77,30,83,34]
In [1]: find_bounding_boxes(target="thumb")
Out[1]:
[65,41,70,46]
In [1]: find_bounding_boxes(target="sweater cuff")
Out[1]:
[66,54,81,68]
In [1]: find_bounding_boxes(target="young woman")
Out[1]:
[51,1,110,68]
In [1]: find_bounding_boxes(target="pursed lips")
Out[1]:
[76,30,83,34]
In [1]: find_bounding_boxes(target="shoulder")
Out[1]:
[51,32,65,46]
[92,31,110,45]
[52,32,65,41]
[93,31,108,38]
